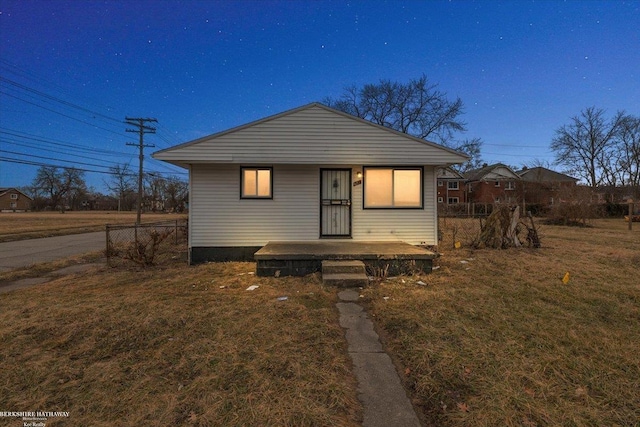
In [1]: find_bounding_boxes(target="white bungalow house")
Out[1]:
[153,103,468,264]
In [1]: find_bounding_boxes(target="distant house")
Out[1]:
[517,166,578,205]
[0,187,32,212]
[465,163,520,204]
[436,167,466,205]
[153,102,468,263]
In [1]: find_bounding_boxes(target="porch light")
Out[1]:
[356,171,363,179]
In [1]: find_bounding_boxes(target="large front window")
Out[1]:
[364,167,422,208]
[241,167,272,198]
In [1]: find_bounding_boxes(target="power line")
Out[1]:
[0,90,126,137]
[0,76,123,124]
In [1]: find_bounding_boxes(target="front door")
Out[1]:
[320,169,351,237]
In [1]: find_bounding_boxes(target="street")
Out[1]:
[0,232,105,273]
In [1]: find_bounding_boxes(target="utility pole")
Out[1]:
[126,117,156,224]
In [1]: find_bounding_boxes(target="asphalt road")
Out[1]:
[0,232,105,272]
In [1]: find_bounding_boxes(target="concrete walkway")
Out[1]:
[337,289,421,427]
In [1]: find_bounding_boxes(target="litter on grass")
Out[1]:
[246,285,259,291]
[416,281,427,286]
[276,296,288,301]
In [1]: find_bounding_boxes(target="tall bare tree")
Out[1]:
[550,107,625,189]
[105,164,136,211]
[326,75,481,170]
[616,115,640,190]
[32,166,86,212]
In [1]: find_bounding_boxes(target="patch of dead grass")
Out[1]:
[0,211,187,242]
[365,218,640,426]
[0,262,361,426]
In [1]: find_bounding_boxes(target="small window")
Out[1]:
[447,181,459,190]
[437,197,444,203]
[364,167,422,208]
[494,181,500,187]
[505,181,515,190]
[10,194,18,199]
[241,167,272,199]
[10,202,17,208]
[438,180,443,187]
[448,197,459,204]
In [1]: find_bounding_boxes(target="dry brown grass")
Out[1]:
[364,218,640,426]
[0,262,361,426]
[0,211,187,242]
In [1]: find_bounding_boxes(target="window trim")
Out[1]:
[240,166,273,199]
[10,193,18,199]
[363,166,424,209]
[448,197,459,205]
[505,181,515,191]
[437,197,444,203]
[447,181,459,190]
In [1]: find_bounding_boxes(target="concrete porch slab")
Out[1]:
[255,241,436,277]
[255,241,436,260]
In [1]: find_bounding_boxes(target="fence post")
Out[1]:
[105,224,110,263]
[175,219,178,244]
[629,200,634,231]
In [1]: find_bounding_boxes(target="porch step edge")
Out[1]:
[322,272,369,287]
[322,260,366,275]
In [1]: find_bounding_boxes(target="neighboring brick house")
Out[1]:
[517,167,578,205]
[465,163,521,204]
[436,167,466,205]
[0,187,32,212]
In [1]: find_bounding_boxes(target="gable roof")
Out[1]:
[437,166,465,180]
[153,103,469,167]
[464,163,520,182]
[0,187,32,200]
[517,167,578,183]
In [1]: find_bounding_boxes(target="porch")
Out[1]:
[254,241,437,277]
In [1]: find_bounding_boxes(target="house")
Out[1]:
[517,166,578,205]
[0,187,32,212]
[465,163,521,204]
[436,167,466,205]
[153,103,468,265]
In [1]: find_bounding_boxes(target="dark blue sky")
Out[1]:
[1,0,638,191]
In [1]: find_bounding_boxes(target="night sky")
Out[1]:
[1,0,638,191]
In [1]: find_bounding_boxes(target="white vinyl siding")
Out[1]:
[154,105,468,167]
[353,166,436,244]
[189,164,438,247]
[190,164,318,247]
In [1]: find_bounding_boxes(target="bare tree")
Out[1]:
[144,173,166,212]
[451,137,484,174]
[326,75,480,169]
[326,75,466,144]
[32,166,86,212]
[550,107,625,189]
[163,176,188,213]
[616,115,640,190]
[105,164,136,211]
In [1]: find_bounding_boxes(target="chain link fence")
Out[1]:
[106,219,188,267]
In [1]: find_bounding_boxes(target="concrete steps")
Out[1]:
[322,260,368,287]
